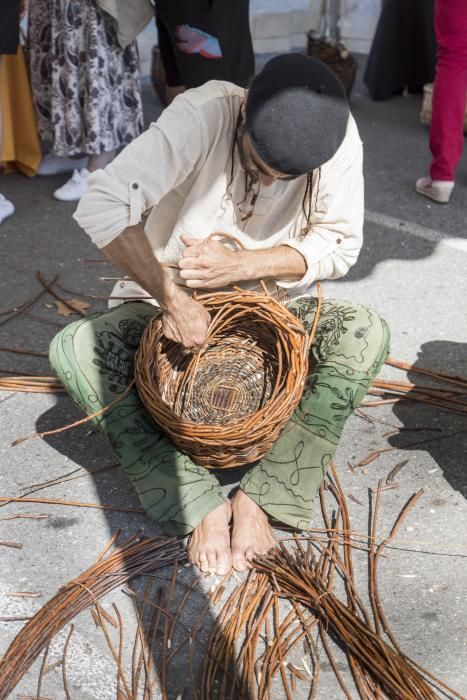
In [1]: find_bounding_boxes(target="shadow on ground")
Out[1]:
[36,396,246,697]
[388,340,467,500]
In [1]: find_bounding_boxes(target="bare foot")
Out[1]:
[230,490,276,572]
[187,501,232,575]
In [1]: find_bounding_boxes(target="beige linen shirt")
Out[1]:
[74,81,364,307]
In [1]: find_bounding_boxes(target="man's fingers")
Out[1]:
[184,279,213,289]
[161,299,210,352]
[178,257,205,270]
[180,325,209,350]
[179,270,209,284]
[181,247,201,259]
[180,234,200,249]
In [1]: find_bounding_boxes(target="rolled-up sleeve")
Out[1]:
[277,115,364,290]
[73,96,205,248]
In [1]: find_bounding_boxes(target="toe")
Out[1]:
[245,546,256,562]
[232,549,248,572]
[206,549,218,574]
[216,548,232,575]
[197,551,210,573]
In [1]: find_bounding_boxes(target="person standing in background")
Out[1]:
[155,0,254,105]
[416,0,467,204]
[0,0,20,222]
[28,0,144,202]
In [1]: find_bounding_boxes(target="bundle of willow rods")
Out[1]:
[3,357,465,423]
[134,287,319,468]
[254,547,438,699]
[0,536,185,699]
[364,357,467,415]
[201,468,462,700]
[1,479,463,698]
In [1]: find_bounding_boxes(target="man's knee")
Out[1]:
[348,302,390,373]
[49,318,86,382]
[287,297,390,363]
[312,298,390,373]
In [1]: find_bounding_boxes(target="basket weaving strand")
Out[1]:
[135,283,322,469]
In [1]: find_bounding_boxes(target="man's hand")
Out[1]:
[178,234,249,289]
[161,288,211,352]
[102,225,212,352]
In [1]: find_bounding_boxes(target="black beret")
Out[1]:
[245,53,349,175]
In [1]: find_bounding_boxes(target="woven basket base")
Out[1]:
[174,332,277,425]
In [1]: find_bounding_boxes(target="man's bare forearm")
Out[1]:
[239,245,307,282]
[102,224,181,309]
[178,236,308,289]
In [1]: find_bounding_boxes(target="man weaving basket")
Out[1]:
[51,54,390,575]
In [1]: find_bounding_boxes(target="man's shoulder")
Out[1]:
[322,112,362,171]
[179,81,245,114]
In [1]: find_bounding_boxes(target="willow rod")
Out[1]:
[0,536,185,699]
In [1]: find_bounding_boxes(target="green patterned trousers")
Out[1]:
[49,297,390,535]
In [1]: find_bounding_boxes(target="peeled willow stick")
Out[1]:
[12,381,135,445]
[0,346,49,358]
[385,357,467,390]
[367,386,467,416]
[0,495,145,514]
[0,376,65,394]
[0,536,185,699]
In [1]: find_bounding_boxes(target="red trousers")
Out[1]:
[429,0,467,181]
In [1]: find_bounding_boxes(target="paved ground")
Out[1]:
[0,57,466,699]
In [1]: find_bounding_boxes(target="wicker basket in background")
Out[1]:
[134,236,321,469]
[306,31,357,98]
[420,83,467,132]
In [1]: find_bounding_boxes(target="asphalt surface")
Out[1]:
[0,58,466,699]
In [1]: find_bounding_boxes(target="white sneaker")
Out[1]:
[53,168,90,202]
[38,153,89,176]
[415,176,454,204]
[0,194,15,223]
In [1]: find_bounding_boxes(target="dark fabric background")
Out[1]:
[364,0,436,100]
[0,0,20,55]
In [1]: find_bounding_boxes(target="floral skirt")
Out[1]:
[28,0,144,156]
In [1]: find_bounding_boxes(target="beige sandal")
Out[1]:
[415,176,454,204]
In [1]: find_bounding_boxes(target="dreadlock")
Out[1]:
[226,106,321,236]
[225,108,260,223]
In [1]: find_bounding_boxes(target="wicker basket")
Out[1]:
[134,237,320,469]
[420,83,467,133]
[306,32,357,99]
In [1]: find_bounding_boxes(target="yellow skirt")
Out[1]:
[0,46,41,177]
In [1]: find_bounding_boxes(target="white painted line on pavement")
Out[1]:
[365,209,467,253]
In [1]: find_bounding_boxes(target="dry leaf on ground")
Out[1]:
[44,299,90,317]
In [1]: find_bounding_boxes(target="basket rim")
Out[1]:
[135,289,308,435]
